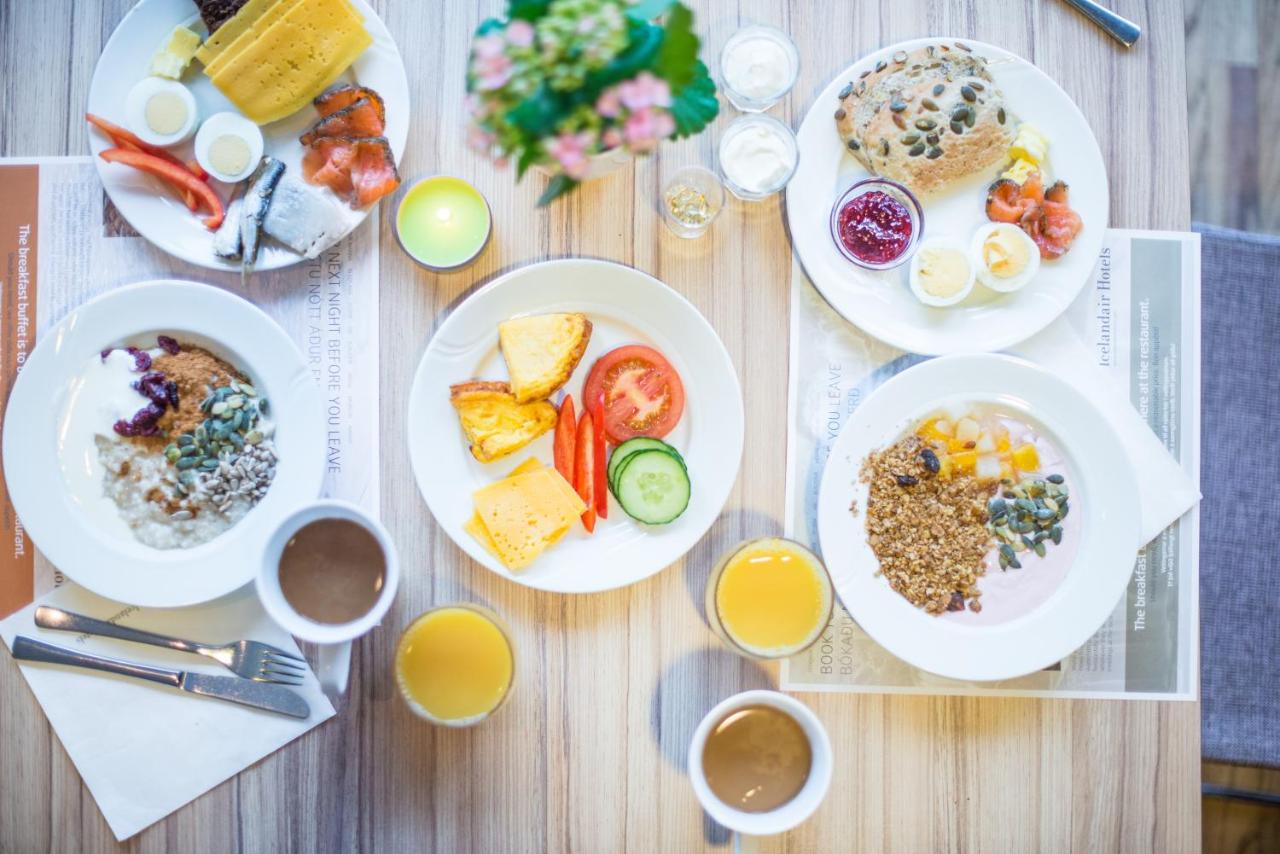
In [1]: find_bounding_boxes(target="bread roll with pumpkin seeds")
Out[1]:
[834,42,1015,197]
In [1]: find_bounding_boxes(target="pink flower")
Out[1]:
[601,128,622,150]
[472,52,513,91]
[617,72,672,111]
[623,107,675,153]
[596,87,622,118]
[464,93,490,120]
[473,33,506,59]
[466,125,496,155]
[548,131,595,180]
[506,20,534,47]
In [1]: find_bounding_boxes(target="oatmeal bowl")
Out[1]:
[816,353,1141,681]
[3,280,325,607]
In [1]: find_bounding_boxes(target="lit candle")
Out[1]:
[395,176,492,270]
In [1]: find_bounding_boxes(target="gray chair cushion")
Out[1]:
[1196,222,1280,768]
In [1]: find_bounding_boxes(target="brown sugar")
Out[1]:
[152,346,247,438]
[860,435,997,615]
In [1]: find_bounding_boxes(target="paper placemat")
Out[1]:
[781,229,1200,700]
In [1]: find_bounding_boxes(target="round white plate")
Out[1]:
[786,38,1108,355]
[3,281,326,607]
[87,0,410,272]
[817,354,1139,681]
[407,259,745,594]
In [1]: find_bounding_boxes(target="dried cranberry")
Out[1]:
[112,419,134,437]
[100,348,113,361]
[165,381,179,408]
[156,335,180,355]
[125,346,152,372]
[946,592,966,612]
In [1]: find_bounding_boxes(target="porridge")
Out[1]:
[858,405,1079,623]
[59,335,278,549]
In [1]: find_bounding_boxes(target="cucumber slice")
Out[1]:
[613,449,691,525]
[607,438,684,490]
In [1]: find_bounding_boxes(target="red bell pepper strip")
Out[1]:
[553,394,576,484]
[592,393,607,518]
[85,113,208,180]
[98,147,225,230]
[574,412,596,533]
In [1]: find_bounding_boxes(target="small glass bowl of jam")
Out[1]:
[829,178,923,271]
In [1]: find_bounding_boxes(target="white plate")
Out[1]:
[87,0,410,272]
[2,281,326,607]
[407,259,745,594]
[816,354,1139,681]
[786,38,1108,355]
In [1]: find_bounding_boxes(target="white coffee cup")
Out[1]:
[257,499,399,694]
[688,690,833,840]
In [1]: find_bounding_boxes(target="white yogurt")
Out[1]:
[719,25,799,110]
[57,349,159,540]
[718,114,798,199]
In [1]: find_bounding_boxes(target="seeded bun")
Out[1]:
[834,42,1016,197]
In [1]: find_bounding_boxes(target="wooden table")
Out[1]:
[0,0,1199,850]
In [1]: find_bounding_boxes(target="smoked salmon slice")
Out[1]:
[302,136,400,208]
[314,84,386,125]
[985,170,1082,258]
[300,97,385,146]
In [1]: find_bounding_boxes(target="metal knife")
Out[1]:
[11,635,310,719]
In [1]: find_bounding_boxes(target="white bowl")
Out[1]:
[2,280,326,607]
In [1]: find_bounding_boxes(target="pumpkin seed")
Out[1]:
[834,108,847,120]
[997,107,1006,124]
[1047,473,1064,484]
[244,430,263,445]
[926,132,939,145]
[239,383,257,397]
[165,445,181,463]
[961,84,976,102]
[964,108,976,128]
[950,120,964,134]
[1033,541,1046,558]
[968,80,984,91]
[908,142,926,157]
[890,99,907,112]
[932,83,945,96]
[921,97,939,111]
[893,50,908,64]
[1050,525,1063,545]
[926,146,943,159]
[955,41,972,52]
[900,132,921,144]
[875,59,887,72]
[881,139,890,156]
[846,139,860,151]
[200,459,219,470]
[914,118,936,131]
[892,113,907,130]
[211,401,228,416]
[177,457,198,470]
[838,82,853,99]
[859,69,872,79]
[180,444,198,457]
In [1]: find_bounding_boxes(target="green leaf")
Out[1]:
[625,0,675,21]
[508,86,563,137]
[507,0,550,21]
[475,17,505,36]
[654,4,698,90]
[537,173,577,206]
[516,144,544,180]
[584,20,663,93]
[669,60,718,137]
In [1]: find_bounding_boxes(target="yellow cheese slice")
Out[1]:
[195,0,279,66]
[471,467,586,570]
[507,457,543,477]
[210,0,372,125]
[203,0,304,78]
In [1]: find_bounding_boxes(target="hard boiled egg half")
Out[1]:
[125,78,198,147]
[194,112,264,184]
[971,223,1040,293]
[909,237,975,307]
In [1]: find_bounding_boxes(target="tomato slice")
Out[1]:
[573,411,596,533]
[582,345,685,444]
[591,393,607,518]
[554,394,576,483]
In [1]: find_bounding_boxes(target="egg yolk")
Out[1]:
[982,231,1031,278]
[916,246,970,297]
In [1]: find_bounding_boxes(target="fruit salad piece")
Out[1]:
[915,411,1041,481]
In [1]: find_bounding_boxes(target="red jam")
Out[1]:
[836,190,914,264]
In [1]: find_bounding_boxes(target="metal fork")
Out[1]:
[34,605,308,686]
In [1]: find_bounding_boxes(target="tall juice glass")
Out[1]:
[705,538,834,660]
[395,603,515,727]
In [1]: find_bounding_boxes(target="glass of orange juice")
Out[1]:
[394,603,515,726]
[705,538,834,660]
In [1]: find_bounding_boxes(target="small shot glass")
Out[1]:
[661,166,726,239]
[717,24,800,113]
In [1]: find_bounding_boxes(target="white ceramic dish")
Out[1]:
[2,280,326,608]
[816,354,1140,681]
[86,0,410,272]
[786,38,1108,355]
[407,259,745,594]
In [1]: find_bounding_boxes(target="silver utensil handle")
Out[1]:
[1061,0,1141,46]
[35,606,203,655]
[12,635,182,688]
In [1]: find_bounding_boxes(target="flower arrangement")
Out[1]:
[466,0,719,205]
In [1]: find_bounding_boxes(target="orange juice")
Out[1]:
[707,538,833,658]
[395,605,514,726]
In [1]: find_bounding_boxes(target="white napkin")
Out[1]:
[1013,319,1200,544]
[0,582,335,841]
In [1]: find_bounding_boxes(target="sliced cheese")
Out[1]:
[195,0,279,66]
[210,0,372,125]
[469,465,586,571]
[203,0,304,78]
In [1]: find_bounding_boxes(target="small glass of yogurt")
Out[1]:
[717,114,799,201]
[718,24,800,112]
